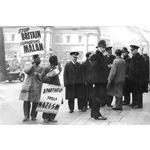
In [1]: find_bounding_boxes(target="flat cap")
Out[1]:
[122,47,129,53]
[70,51,79,56]
[106,46,112,52]
[130,45,139,51]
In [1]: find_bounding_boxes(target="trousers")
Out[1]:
[23,101,38,119]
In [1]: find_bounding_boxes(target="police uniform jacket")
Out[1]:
[128,53,145,93]
[64,61,83,100]
[89,50,108,103]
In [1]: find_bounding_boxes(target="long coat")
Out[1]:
[64,61,83,100]
[89,50,108,103]
[19,65,43,102]
[89,50,108,84]
[123,54,131,94]
[128,53,146,93]
[40,66,60,85]
[107,57,126,97]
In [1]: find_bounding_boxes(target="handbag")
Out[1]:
[21,77,32,92]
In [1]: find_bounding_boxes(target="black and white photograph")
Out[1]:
[0,26,149,125]
[1,1,150,150]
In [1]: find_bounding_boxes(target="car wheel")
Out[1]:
[19,74,25,82]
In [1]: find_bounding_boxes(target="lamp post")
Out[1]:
[43,26,47,66]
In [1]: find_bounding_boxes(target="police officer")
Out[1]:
[82,52,92,110]
[89,40,107,120]
[122,47,131,105]
[64,51,84,113]
[129,45,145,109]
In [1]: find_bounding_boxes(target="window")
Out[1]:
[78,36,82,43]
[11,34,15,41]
[67,36,70,43]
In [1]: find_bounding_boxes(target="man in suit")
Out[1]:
[122,47,132,105]
[82,52,92,110]
[107,49,126,110]
[129,45,145,109]
[89,40,108,120]
[64,51,85,113]
[104,46,116,107]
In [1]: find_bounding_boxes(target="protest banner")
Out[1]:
[18,27,44,56]
[36,84,64,114]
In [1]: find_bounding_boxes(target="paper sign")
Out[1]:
[36,84,64,114]
[18,27,44,56]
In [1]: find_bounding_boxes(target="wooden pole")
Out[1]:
[0,27,6,82]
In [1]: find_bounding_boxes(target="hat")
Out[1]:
[96,40,106,48]
[32,54,39,60]
[122,47,129,53]
[130,45,139,51]
[70,51,79,56]
[86,52,91,58]
[106,46,112,52]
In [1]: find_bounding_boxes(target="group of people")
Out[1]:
[64,40,149,120]
[19,39,149,123]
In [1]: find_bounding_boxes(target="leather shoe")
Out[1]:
[123,102,129,105]
[94,116,107,120]
[23,117,30,122]
[132,105,143,109]
[112,108,122,111]
[107,104,113,107]
[69,110,74,113]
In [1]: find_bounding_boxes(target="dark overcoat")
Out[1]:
[128,53,145,93]
[81,59,93,99]
[89,50,108,103]
[64,61,83,100]
[123,54,131,93]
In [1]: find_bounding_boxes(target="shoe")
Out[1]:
[81,107,87,112]
[112,108,122,111]
[31,118,37,121]
[69,110,73,113]
[123,102,130,105]
[128,104,134,107]
[132,105,143,109]
[49,119,58,122]
[94,116,107,120]
[43,119,49,123]
[100,104,106,107]
[91,113,94,118]
[23,117,29,122]
[107,104,113,107]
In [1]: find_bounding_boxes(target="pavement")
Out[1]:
[0,81,150,125]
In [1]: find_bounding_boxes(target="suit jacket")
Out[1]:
[129,53,146,93]
[63,61,83,99]
[89,50,108,84]
[107,58,126,97]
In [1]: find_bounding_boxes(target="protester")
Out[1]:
[104,46,116,107]
[40,55,62,123]
[122,47,132,105]
[128,45,146,109]
[89,40,108,120]
[82,52,92,110]
[19,54,43,122]
[64,51,85,113]
[107,49,126,110]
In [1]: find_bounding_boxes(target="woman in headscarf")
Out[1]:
[40,55,62,123]
[20,54,43,122]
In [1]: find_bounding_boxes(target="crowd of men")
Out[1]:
[64,40,149,120]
